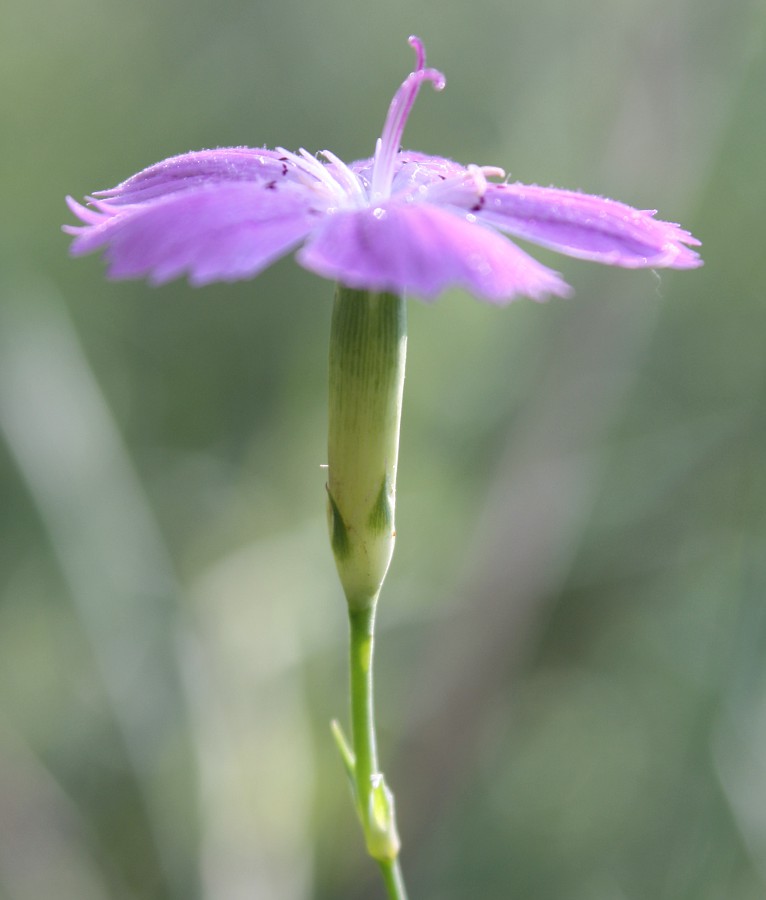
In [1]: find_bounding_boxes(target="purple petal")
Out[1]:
[297,200,571,303]
[94,148,296,207]
[64,195,105,226]
[478,183,702,269]
[67,183,318,286]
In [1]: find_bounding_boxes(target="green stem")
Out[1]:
[349,605,407,900]
[378,857,409,900]
[349,606,379,805]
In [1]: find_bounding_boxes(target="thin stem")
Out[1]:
[379,858,409,900]
[349,605,379,802]
[349,605,407,900]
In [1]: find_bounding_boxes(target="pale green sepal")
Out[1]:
[365,773,401,862]
[367,473,395,535]
[327,488,351,561]
[330,719,356,781]
[330,718,360,808]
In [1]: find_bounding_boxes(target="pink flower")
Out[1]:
[65,37,701,303]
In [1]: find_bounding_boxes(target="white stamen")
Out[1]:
[467,164,506,197]
[297,148,341,193]
[418,162,506,210]
[276,146,355,205]
[319,150,367,203]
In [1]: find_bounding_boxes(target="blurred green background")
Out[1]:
[1,0,764,898]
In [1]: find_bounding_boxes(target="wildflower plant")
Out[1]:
[65,36,701,900]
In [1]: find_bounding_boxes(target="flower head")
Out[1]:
[64,36,701,303]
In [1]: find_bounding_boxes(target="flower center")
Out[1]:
[370,36,446,201]
[276,146,367,209]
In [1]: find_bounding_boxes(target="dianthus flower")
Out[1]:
[64,37,700,302]
[63,37,704,900]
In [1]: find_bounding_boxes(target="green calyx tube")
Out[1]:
[326,285,407,612]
